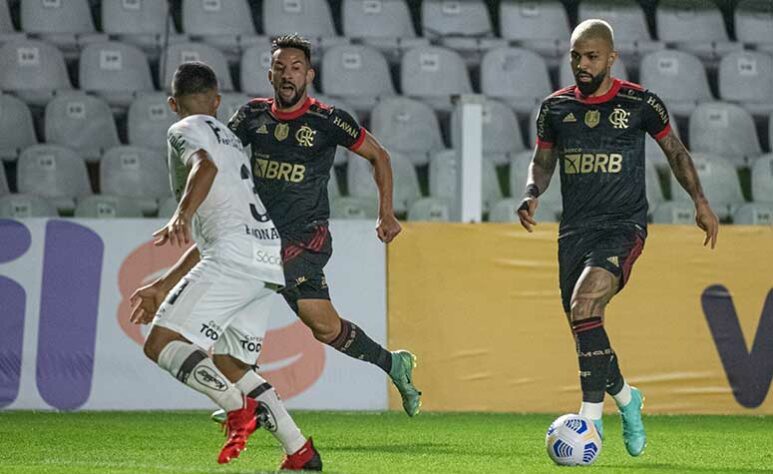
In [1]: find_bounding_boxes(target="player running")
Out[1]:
[224,34,421,417]
[517,20,719,457]
[129,62,321,470]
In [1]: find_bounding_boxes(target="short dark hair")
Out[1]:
[271,33,312,64]
[171,61,218,97]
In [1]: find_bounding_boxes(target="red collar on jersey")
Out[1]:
[574,78,622,105]
[271,96,315,121]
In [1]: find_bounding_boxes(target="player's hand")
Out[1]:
[153,211,191,247]
[695,200,719,249]
[129,281,168,325]
[376,213,402,243]
[517,197,539,232]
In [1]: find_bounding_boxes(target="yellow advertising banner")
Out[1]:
[387,223,773,414]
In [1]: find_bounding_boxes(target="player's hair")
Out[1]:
[571,19,615,48]
[171,61,218,97]
[271,33,312,64]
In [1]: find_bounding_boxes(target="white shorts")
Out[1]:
[152,255,274,365]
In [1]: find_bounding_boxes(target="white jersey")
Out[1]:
[167,114,284,285]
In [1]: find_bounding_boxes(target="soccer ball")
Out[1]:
[545,414,602,466]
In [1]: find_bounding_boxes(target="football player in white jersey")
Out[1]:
[129,62,321,470]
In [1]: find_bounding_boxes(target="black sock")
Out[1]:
[605,353,625,396]
[328,319,392,373]
[572,317,613,403]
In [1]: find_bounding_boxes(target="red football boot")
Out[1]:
[279,437,322,471]
[217,397,259,464]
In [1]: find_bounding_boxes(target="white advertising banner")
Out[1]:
[0,218,387,411]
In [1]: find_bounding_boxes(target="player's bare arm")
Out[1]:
[154,150,218,248]
[657,129,719,249]
[129,246,201,325]
[352,131,402,244]
[517,146,558,232]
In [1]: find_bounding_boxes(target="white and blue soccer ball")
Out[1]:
[545,414,602,466]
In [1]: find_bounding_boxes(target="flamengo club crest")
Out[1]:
[584,109,600,128]
[295,124,316,147]
[609,107,631,129]
[274,123,289,141]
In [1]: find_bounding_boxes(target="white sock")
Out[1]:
[579,401,604,421]
[611,382,632,408]
[236,370,307,454]
[157,341,244,412]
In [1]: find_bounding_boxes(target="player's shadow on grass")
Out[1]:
[602,463,773,472]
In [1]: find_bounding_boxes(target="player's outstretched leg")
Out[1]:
[606,354,647,456]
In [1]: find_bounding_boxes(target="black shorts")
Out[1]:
[558,225,646,314]
[279,223,332,314]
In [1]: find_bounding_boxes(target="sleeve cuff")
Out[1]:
[536,137,554,149]
[348,127,367,151]
[652,123,671,141]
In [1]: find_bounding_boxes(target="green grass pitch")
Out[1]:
[0,411,771,473]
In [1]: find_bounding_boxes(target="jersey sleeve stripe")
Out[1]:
[652,122,672,141]
[349,127,367,151]
[536,137,554,149]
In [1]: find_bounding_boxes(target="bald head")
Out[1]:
[571,19,615,49]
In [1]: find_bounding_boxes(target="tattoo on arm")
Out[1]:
[658,130,706,203]
[525,147,557,197]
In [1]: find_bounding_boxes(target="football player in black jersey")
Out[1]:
[517,20,719,457]
[227,34,421,419]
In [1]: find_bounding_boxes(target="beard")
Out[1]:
[274,82,306,109]
[575,70,606,96]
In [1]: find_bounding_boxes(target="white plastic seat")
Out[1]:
[79,41,155,108]
[347,151,421,214]
[0,93,38,161]
[577,0,663,58]
[20,0,107,55]
[489,197,559,223]
[651,201,696,225]
[656,0,741,61]
[499,0,570,59]
[735,0,773,48]
[450,98,526,165]
[718,51,773,116]
[44,93,120,162]
[0,193,58,217]
[262,0,338,46]
[688,102,762,167]
[182,0,258,57]
[74,194,144,218]
[369,97,445,166]
[158,195,177,218]
[100,146,170,214]
[400,46,472,112]
[429,149,503,213]
[17,145,91,212]
[0,39,72,106]
[407,197,451,221]
[0,0,24,43]
[480,47,552,114]
[240,41,275,96]
[421,0,502,65]
[669,153,745,219]
[128,93,177,151]
[733,203,773,225]
[321,45,395,112]
[159,42,233,92]
[559,52,628,88]
[644,156,664,214]
[217,93,250,124]
[341,0,424,63]
[0,158,7,195]
[640,50,713,117]
[330,195,378,219]
[101,0,185,56]
[751,154,773,203]
[509,150,562,218]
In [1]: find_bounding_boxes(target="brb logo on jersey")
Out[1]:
[254,157,305,183]
[564,153,623,174]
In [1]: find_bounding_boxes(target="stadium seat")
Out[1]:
[688,102,762,167]
[128,93,177,151]
[509,150,562,220]
[669,153,745,220]
[0,159,7,195]
[639,50,713,117]
[718,51,773,116]
[644,157,664,214]
[734,0,773,50]
[347,151,421,214]
[101,0,185,56]
[450,98,526,165]
[0,39,72,106]
[0,93,38,161]
[499,0,570,59]
[651,201,695,224]
[407,197,451,221]
[240,40,274,97]
[330,195,378,219]
[489,197,560,223]
[421,0,504,65]
[733,202,773,225]
[160,42,233,92]
[644,109,679,169]
[20,0,107,56]
[429,149,502,213]
[100,146,170,214]
[182,0,264,60]
[400,46,472,112]
[262,0,345,51]
[0,193,58,218]
[577,0,663,58]
[341,0,427,63]
[369,96,445,166]
[74,194,144,218]
[655,0,741,61]
[158,195,177,218]
[79,41,155,108]
[217,93,250,124]
[44,93,120,162]
[480,47,552,114]
[0,0,24,43]
[559,52,628,89]
[751,154,773,203]
[327,168,340,198]
[321,45,395,112]
[17,144,92,212]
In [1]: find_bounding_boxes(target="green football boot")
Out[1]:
[592,418,604,441]
[389,350,422,417]
[619,387,647,456]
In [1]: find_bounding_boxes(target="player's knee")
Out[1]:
[310,321,338,344]
[569,296,606,322]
